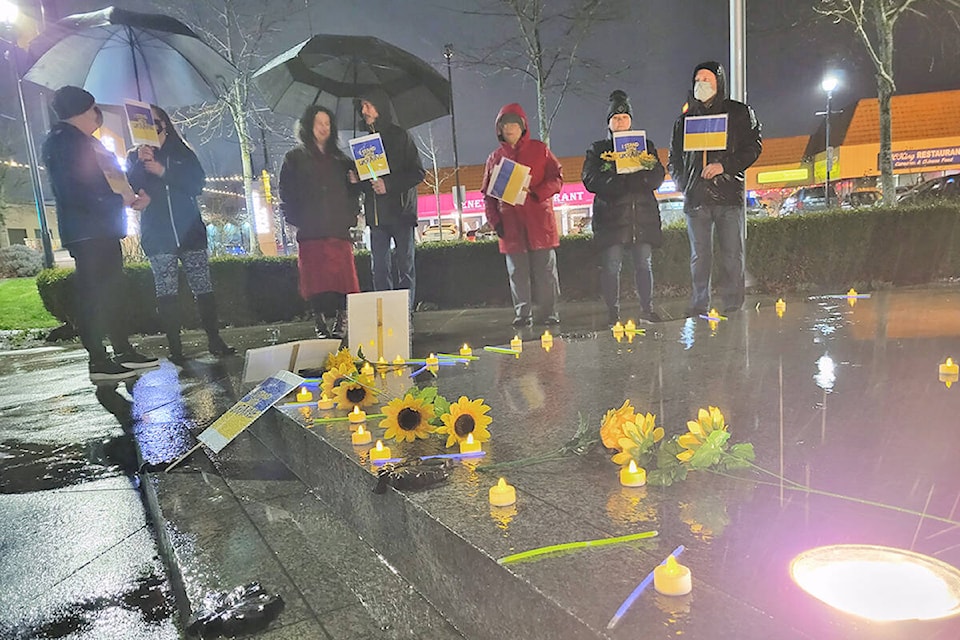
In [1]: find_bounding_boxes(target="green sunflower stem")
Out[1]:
[498,530,659,564]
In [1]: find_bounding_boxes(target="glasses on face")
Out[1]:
[155,124,165,134]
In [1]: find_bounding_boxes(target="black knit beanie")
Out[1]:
[607,90,632,121]
[52,86,96,120]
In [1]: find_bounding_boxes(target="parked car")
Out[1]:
[420,223,459,242]
[779,186,837,214]
[897,173,960,205]
[841,189,881,209]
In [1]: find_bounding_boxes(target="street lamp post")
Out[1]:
[2,1,55,268]
[819,75,839,208]
[443,44,464,240]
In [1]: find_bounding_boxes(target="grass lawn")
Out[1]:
[0,277,59,330]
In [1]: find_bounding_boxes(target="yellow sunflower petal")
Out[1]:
[678,433,702,449]
[676,449,695,462]
[687,419,705,437]
[652,427,665,442]
[612,451,633,465]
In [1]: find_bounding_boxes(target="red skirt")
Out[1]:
[297,238,360,298]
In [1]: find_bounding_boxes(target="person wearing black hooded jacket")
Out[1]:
[669,61,762,316]
[583,90,666,326]
[354,92,426,312]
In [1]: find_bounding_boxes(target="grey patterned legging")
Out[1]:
[147,250,214,298]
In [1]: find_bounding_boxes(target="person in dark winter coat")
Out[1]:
[41,86,158,383]
[354,91,425,312]
[126,105,234,364]
[481,103,564,328]
[279,105,362,339]
[582,90,666,326]
[669,61,762,316]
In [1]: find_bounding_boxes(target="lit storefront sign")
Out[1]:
[417,183,595,220]
[757,168,809,184]
[890,146,960,170]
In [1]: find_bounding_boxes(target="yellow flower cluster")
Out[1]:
[611,412,665,466]
[436,396,492,448]
[677,406,727,462]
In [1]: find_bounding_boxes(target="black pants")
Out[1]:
[68,238,131,363]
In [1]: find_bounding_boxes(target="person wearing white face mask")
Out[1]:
[669,61,762,317]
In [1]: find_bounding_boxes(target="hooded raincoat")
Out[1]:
[481,104,563,255]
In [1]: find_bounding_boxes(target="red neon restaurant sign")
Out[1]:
[417,182,595,219]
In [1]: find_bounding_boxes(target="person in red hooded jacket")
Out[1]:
[481,104,564,328]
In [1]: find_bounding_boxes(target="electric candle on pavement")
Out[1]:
[459,343,473,357]
[317,393,335,410]
[775,298,786,318]
[295,387,313,403]
[460,433,482,454]
[847,288,859,307]
[510,335,523,353]
[541,330,553,351]
[393,354,405,366]
[940,357,959,388]
[361,362,374,376]
[489,477,517,506]
[377,356,388,368]
[654,555,692,596]
[619,460,646,487]
[351,424,372,445]
[425,353,440,367]
[623,319,636,334]
[348,405,366,424]
[369,440,392,463]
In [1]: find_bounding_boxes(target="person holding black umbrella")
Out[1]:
[279,105,361,339]
[354,91,426,312]
[41,86,158,382]
[126,105,234,364]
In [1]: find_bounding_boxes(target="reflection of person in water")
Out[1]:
[493,341,573,444]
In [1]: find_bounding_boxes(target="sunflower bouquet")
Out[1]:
[599,150,660,173]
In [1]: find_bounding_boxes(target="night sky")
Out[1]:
[13,0,960,173]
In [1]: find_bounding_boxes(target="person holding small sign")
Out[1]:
[582,90,666,327]
[481,103,564,328]
[126,105,234,364]
[669,61,762,316]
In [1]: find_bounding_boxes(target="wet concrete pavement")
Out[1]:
[2,290,960,638]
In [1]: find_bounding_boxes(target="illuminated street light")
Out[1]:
[2,2,55,268]
[816,74,842,208]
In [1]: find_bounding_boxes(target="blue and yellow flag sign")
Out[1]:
[612,130,647,174]
[683,114,728,151]
[349,133,391,180]
[486,157,531,206]
[124,99,160,148]
[197,370,303,453]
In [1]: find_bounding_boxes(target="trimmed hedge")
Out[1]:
[36,204,960,333]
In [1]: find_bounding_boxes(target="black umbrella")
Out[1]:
[23,7,237,107]
[253,34,451,130]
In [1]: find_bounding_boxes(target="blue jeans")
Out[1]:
[685,205,745,312]
[601,242,653,317]
[504,248,560,322]
[370,224,416,310]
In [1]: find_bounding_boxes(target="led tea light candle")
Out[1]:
[393,354,405,366]
[369,440,392,463]
[317,393,335,410]
[940,357,959,388]
[847,288,859,307]
[348,405,367,424]
[377,356,388,368]
[623,319,636,334]
[619,460,646,487]
[459,343,473,357]
[612,321,625,338]
[775,298,786,318]
[510,335,523,353]
[541,330,553,351]
[460,433,482,454]
[351,424,372,445]
[489,477,517,506]
[425,353,440,367]
[361,362,374,376]
[295,387,313,403]
[654,555,692,596]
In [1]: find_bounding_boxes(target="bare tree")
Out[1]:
[458,0,630,147]
[816,0,960,202]
[415,124,455,231]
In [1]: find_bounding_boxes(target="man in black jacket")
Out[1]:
[41,86,157,382]
[355,92,426,312]
[669,61,762,316]
[582,90,666,326]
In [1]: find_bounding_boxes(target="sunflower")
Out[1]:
[677,406,727,462]
[437,396,493,448]
[325,347,356,371]
[380,394,436,442]
[333,372,378,409]
[600,400,636,450]
[611,412,664,465]
[320,362,357,398]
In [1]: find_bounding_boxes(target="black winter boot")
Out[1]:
[331,308,347,340]
[197,293,235,357]
[156,295,185,364]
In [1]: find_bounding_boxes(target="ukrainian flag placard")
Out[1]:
[197,370,303,453]
[683,114,728,151]
[486,157,531,206]
[124,99,160,147]
[349,133,391,180]
[612,130,647,174]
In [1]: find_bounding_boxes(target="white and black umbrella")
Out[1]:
[23,7,237,107]
[253,34,451,130]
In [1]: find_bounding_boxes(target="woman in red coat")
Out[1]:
[481,103,564,328]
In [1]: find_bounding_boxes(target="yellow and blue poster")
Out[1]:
[124,99,160,148]
[683,114,728,151]
[349,133,391,180]
[92,140,134,200]
[612,130,647,174]
[197,370,304,453]
[485,157,531,206]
